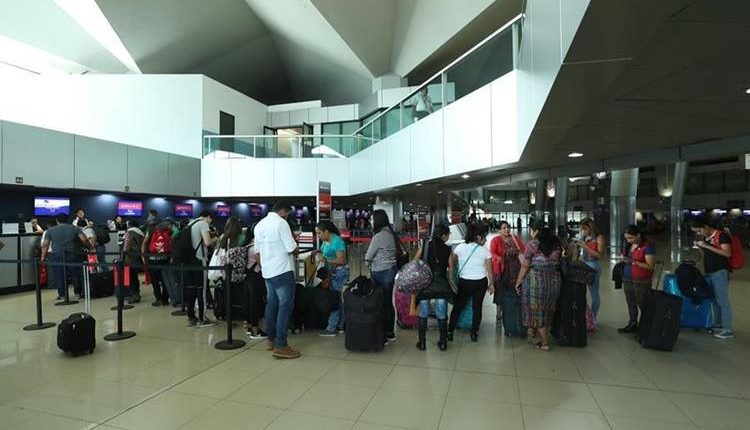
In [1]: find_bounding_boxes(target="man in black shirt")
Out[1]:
[693,219,733,339]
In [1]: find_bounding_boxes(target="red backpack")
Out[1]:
[713,231,744,270]
[149,229,172,255]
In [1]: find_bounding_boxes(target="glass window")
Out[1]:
[444,29,514,101]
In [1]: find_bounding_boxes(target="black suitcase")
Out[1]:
[637,289,682,351]
[89,271,114,298]
[57,313,96,356]
[553,281,587,347]
[344,283,385,352]
[501,289,525,337]
[214,281,246,321]
[302,287,340,330]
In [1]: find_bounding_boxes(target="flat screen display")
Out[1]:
[249,203,268,220]
[175,203,193,218]
[117,201,143,217]
[216,205,231,217]
[34,197,70,216]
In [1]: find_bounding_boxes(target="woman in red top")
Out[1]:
[618,225,656,334]
[489,221,525,325]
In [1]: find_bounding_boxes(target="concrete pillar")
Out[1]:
[670,161,688,262]
[609,168,639,255]
[533,180,546,222]
[374,196,403,231]
[554,177,569,236]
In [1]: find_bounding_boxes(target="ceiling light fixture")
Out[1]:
[416,183,422,187]
[53,0,142,73]
[568,152,584,158]
[504,200,513,204]
[746,88,750,95]
[461,174,471,179]
[437,191,443,194]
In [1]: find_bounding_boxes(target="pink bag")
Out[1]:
[394,290,418,329]
[585,305,597,333]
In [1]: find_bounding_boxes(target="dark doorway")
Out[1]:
[219,111,235,152]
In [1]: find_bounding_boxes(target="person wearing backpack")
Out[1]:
[183,211,218,327]
[123,220,145,304]
[693,218,734,339]
[141,219,172,307]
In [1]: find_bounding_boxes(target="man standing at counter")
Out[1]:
[41,214,90,301]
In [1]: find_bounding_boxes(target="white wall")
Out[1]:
[0,74,204,158]
[202,76,267,136]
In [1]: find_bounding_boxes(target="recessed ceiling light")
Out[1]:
[437,191,443,194]
[461,174,471,179]
[568,152,584,158]
[416,183,422,187]
[746,88,750,94]
[504,200,513,204]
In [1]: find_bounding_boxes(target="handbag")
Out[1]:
[207,247,227,283]
[394,258,432,293]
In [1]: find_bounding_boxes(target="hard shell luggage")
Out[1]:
[500,289,524,337]
[394,290,418,329]
[663,273,712,329]
[637,289,682,351]
[89,271,114,298]
[344,281,385,352]
[553,281,587,347]
[213,281,245,321]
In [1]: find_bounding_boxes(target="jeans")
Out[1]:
[707,269,732,331]
[48,252,67,298]
[265,271,296,349]
[326,266,350,332]
[371,266,397,336]
[623,280,650,324]
[419,299,447,319]
[148,258,169,302]
[584,260,601,317]
[449,278,488,333]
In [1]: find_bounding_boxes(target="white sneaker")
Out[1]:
[713,330,734,339]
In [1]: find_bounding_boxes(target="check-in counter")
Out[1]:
[0,231,121,295]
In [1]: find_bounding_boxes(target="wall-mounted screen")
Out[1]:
[175,203,193,218]
[216,205,231,217]
[249,203,268,220]
[34,197,70,216]
[117,201,143,217]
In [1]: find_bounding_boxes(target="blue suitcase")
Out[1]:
[663,273,712,329]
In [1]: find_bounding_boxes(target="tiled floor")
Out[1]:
[1,239,750,429]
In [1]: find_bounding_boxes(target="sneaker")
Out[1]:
[272,346,301,359]
[152,301,162,307]
[56,296,65,301]
[386,333,396,343]
[197,318,217,328]
[131,294,141,303]
[266,341,274,351]
[75,294,84,300]
[617,323,638,334]
[318,330,337,337]
[713,330,734,339]
[186,318,199,327]
[336,327,345,334]
[248,329,268,340]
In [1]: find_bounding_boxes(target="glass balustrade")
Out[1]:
[202,16,522,160]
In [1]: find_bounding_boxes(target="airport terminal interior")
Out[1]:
[1,0,750,429]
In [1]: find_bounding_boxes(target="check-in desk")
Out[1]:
[0,231,121,295]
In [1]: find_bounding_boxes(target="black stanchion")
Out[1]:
[172,269,187,316]
[215,262,245,350]
[23,259,56,331]
[104,260,136,341]
[111,259,134,311]
[54,253,79,306]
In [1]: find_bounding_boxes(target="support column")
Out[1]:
[609,169,639,255]
[533,180,546,222]
[554,177,569,236]
[374,196,403,231]
[670,161,688,262]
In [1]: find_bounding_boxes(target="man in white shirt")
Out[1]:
[255,201,300,359]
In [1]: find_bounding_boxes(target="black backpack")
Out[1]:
[171,221,200,264]
[95,226,111,245]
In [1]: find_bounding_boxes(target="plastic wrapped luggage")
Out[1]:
[663,273,712,329]
[553,281,587,347]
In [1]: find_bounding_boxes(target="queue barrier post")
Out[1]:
[23,258,56,331]
[110,257,134,311]
[104,259,136,342]
[54,253,79,306]
[215,262,245,351]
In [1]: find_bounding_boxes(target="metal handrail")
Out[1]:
[351,13,525,137]
[203,134,377,159]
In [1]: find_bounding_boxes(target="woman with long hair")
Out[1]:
[414,224,453,351]
[617,225,655,334]
[447,222,494,342]
[514,221,562,351]
[489,220,525,325]
[579,218,606,318]
[315,220,349,337]
[365,210,404,342]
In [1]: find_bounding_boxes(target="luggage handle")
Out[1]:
[82,265,91,315]
[652,261,665,291]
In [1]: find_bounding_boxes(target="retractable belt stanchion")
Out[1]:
[54,253,79,306]
[111,262,134,311]
[23,258,55,331]
[104,259,136,341]
[172,269,187,316]
[215,262,245,350]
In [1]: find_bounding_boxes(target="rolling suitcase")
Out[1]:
[500,289,525,337]
[637,289,682,351]
[394,290,418,329]
[553,281,587,347]
[213,281,245,321]
[344,280,385,352]
[89,271,114,298]
[663,273,712,329]
[457,302,473,330]
[58,267,96,356]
